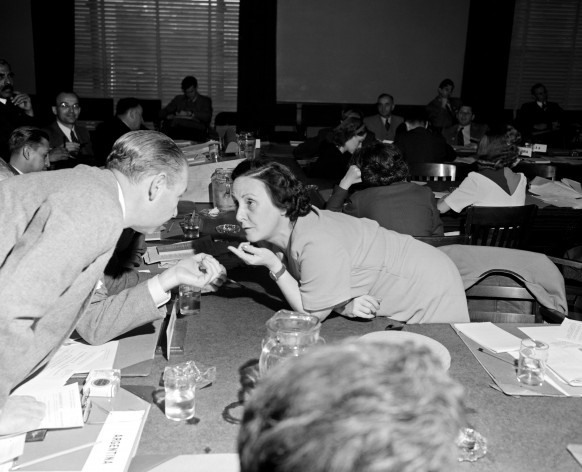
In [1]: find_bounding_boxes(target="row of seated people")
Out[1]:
[324,129,526,238]
[0,57,212,167]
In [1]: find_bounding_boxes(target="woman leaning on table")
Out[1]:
[227,159,469,323]
[437,129,527,214]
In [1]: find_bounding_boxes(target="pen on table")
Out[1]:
[11,442,98,470]
[477,348,515,366]
[226,278,246,289]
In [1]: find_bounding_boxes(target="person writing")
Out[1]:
[228,159,468,323]
[326,142,444,236]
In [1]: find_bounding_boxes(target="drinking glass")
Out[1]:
[237,132,256,160]
[164,365,196,421]
[179,284,201,316]
[517,338,549,386]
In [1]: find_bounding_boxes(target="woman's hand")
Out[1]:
[159,253,223,292]
[228,243,281,272]
[339,165,362,190]
[339,295,381,319]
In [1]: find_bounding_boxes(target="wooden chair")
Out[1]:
[408,163,457,182]
[464,205,537,249]
[414,235,469,247]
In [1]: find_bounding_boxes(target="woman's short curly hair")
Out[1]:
[331,117,365,147]
[351,142,409,186]
[231,158,312,221]
[476,132,520,170]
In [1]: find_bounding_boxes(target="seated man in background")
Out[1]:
[395,111,456,164]
[239,340,465,472]
[0,59,36,159]
[517,82,564,146]
[0,130,224,435]
[363,93,404,142]
[326,142,444,236]
[0,126,50,181]
[44,91,94,169]
[426,78,462,133]
[442,104,488,148]
[160,75,213,142]
[93,97,146,167]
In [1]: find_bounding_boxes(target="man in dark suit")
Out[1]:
[93,97,146,166]
[517,83,564,146]
[442,105,488,147]
[0,59,36,159]
[44,91,94,169]
[426,78,462,133]
[395,111,456,164]
[363,93,404,142]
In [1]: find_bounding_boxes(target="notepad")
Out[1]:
[454,322,522,353]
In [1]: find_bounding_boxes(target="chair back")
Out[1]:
[464,205,537,249]
[408,163,457,182]
[414,235,469,247]
[465,270,542,323]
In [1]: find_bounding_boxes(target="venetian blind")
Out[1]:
[505,0,582,112]
[73,0,239,119]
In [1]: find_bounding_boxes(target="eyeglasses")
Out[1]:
[0,72,15,80]
[58,102,81,110]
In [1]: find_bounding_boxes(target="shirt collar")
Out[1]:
[56,120,75,140]
[116,180,126,220]
[0,98,6,105]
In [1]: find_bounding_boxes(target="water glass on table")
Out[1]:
[164,365,196,421]
[237,131,256,160]
[179,284,201,316]
[517,338,549,386]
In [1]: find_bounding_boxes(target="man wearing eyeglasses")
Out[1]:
[44,91,94,169]
[0,59,37,159]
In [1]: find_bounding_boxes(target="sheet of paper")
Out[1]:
[13,383,84,430]
[559,318,582,345]
[82,411,146,472]
[67,341,119,373]
[454,322,522,353]
[0,434,25,464]
[520,324,582,387]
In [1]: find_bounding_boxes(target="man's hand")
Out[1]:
[158,254,223,292]
[48,146,71,163]
[64,142,81,157]
[0,396,45,436]
[11,91,33,116]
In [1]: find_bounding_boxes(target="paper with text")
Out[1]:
[454,322,522,353]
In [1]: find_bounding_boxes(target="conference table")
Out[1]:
[122,265,582,471]
[116,214,582,472]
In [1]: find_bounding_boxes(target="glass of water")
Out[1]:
[179,284,201,316]
[517,338,549,386]
[164,364,196,421]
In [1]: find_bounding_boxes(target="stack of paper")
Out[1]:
[529,177,582,208]
[454,322,522,353]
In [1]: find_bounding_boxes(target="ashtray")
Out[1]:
[216,224,240,234]
[199,208,221,218]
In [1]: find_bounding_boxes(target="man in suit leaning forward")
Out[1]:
[363,93,404,142]
[0,130,224,435]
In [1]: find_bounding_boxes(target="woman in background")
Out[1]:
[438,131,527,214]
[326,142,443,236]
[228,159,468,324]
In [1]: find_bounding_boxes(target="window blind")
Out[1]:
[74,0,239,120]
[505,0,582,112]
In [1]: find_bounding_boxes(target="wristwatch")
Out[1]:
[269,264,286,281]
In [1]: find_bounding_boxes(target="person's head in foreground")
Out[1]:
[231,159,311,242]
[238,340,466,472]
[475,130,520,170]
[351,141,409,187]
[8,126,50,173]
[106,130,189,233]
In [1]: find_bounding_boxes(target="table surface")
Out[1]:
[124,263,582,471]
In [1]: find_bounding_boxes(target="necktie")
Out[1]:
[70,129,79,143]
[457,126,464,146]
[384,119,391,132]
